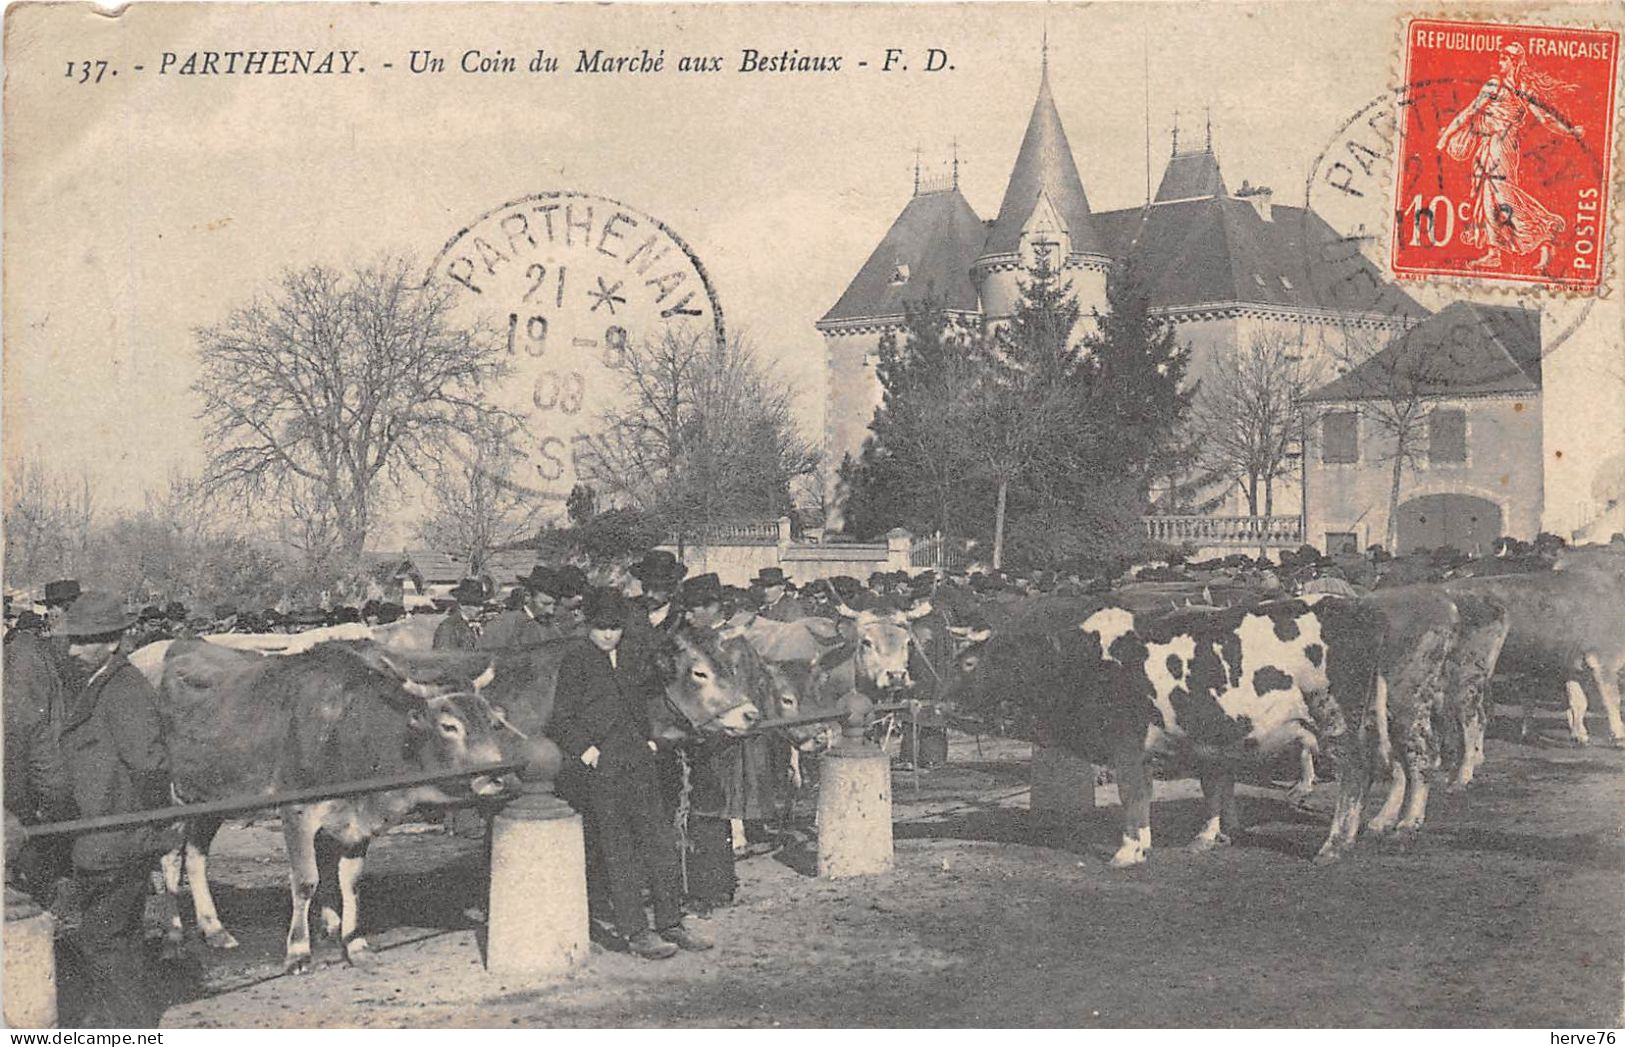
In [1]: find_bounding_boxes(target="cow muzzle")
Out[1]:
[718,705,761,735]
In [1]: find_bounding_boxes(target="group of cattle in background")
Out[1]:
[10,539,1620,975]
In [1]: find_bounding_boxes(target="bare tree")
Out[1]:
[193,257,516,565]
[586,327,819,536]
[3,454,96,587]
[416,420,544,574]
[1321,327,1457,551]
[1190,331,1325,516]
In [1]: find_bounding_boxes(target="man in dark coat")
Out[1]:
[57,592,176,1028]
[549,588,709,959]
[478,586,546,650]
[3,630,76,900]
[753,567,810,622]
[433,579,485,650]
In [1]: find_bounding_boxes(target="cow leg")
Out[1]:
[1108,746,1153,868]
[337,840,372,966]
[1565,679,1591,746]
[282,807,321,973]
[1188,766,1235,852]
[1584,654,1625,747]
[185,817,237,949]
[1285,742,1317,805]
[1395,760,1431,833]
[730,819,748,856]
[1364,759,1407,834]
[1314,683,1378,865]
[156,844,186,960]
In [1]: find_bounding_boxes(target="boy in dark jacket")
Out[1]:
[549,588,710,960]
[57,591,176,1028]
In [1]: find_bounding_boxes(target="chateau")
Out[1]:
[815,55,1577,554]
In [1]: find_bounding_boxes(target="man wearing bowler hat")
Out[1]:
[549,588,709,959]
[753,566,808,622]
[479,580,546,650]
[57,591,176,1027]
[433,578,485,650]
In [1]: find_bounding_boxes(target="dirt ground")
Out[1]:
[70,708,1623,1028]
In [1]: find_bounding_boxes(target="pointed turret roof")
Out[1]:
[1155,147,1228,203]
[819,187,986,324]
[981,60,1103,258]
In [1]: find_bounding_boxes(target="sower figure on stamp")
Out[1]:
[57,592,178,1028]
[1436,41,1584,272]
[548,587,711,960]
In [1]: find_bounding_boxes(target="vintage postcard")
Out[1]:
[3,0,1623,1032]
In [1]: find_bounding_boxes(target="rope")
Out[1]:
[673,748,692,896]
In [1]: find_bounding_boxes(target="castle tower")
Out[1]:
[815,167,986,521]
[971,53,1111,326]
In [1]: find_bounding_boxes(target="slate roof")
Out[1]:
[1092,197,1427,320]
[1307,302,1542,402]
[980,64,1103,259]
[819,188,986,324]
[1154,148,1228,203]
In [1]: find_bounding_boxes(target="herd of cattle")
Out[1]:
[8,545,1621,974]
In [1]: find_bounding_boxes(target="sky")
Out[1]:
[5,1,1619,541]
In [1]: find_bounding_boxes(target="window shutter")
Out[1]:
[1322,411,1359,464]
[1429,408,1466,463]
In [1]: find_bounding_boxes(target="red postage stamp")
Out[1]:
[1393,18,1619,293]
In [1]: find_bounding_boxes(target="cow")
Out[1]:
[133,638,515,971]
[823,600,934,696]
[1312,588,1507,863]
[949,595,1389,867]
[137,624,761,966]
[1445,562,1625,747]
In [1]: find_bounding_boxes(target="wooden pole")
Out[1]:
[17,760,528,839]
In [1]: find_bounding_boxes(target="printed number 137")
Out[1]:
[66,60,110,83]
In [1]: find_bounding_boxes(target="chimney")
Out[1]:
[1236,178,1273,222]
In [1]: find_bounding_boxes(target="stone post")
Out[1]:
[1029,744,1096,838]
[4,888,56,1028]
[817,691,894,878]
[885,528,913,573]
[486,738,587,978]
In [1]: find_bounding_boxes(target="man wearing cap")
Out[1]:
[753,567,808,622]
[56,592,176,1027]
[434,579,485,651]
[549,588,709,959]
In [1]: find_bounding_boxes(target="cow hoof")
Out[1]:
[319,907,341,939]
[1312,846,1344,866]
[1186,833,1231,853]
[160,938,186,963]
[1285,784,1313,805]
[204,929,240,950]
[1609,737,1625,750]
[1108,848,1147,868]
[344,939,374,966]
[283,953,312,975]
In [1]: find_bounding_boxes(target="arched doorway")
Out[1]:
[1395,493,1503,555]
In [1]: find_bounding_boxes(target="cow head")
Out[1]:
[832,600,929,693]
[648,627,761,739]
[712,634,838,752]
[388,659,518,799]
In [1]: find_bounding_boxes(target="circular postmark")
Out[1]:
[1301,78,1602,369]
[429,191,725,500]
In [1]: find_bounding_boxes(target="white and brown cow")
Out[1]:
[951,595,1388,866]
[1312,588,1507,863]
[1446,559,1625,748]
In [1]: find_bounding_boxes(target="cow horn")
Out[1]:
[947,624,969,638]
[472,664,496,691]
[823,580,861,619]
[399,677,438,700]
[965,627,992,644]
[904,602,933,621]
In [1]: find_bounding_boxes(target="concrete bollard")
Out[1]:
[817,728,894,878]
[486,785,588,977]
[4,888,57,1028]
[1029,744,1095,836]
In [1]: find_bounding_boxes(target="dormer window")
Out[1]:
[889,263,910,286]
[1252,273,1267,288]
[1279,275,1294,290]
